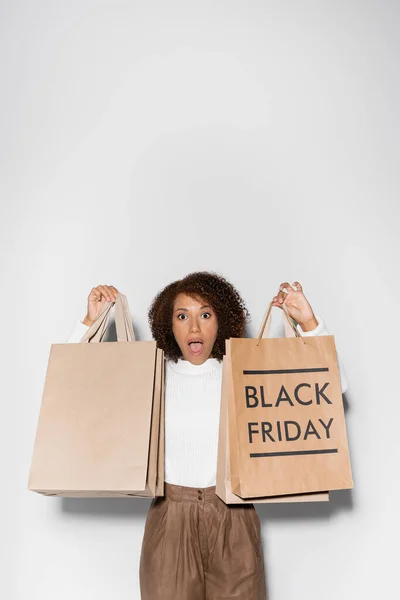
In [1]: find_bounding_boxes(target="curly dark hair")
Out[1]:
[148,271,251,362]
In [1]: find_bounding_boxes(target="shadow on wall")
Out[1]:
[61,496,152,518]
[257,486,354,523]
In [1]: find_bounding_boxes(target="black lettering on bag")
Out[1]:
[315,382,332,404]
[276,420,283,441]
[319,417,334,438]
[245,386,259,408]
[276,385,295,407]
[303,419,321,440]
[248,422,259,443]
[260,386,272,407]
[294,383,312,405]
[261,422,275,442]
[284,421,301,441]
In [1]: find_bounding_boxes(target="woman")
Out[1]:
[67,272,348,600]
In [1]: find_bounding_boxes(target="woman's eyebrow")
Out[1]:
[174,305,211,312]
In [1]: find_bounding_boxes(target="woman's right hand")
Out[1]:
[83,285,120,326]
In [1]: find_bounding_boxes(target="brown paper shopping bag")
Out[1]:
[216,304,329,504]
[228,302,353,498]
[28,293,165,498]
[216,355,329,504]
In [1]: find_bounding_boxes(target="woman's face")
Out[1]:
[172,293,218,364]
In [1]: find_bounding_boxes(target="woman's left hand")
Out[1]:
[272,281,318,331]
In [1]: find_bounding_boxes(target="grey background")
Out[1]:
[1,1,398,598]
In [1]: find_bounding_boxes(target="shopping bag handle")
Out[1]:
[79,293,136,343]
[256,301,305,343]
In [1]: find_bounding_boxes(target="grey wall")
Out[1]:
[2,1,398,598]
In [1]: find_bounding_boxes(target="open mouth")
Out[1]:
[188,340,204,355]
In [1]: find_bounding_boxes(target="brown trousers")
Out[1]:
[139,482,267,599]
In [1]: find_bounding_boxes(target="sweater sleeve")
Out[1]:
[296,315,349,394]
[66,318,90,343]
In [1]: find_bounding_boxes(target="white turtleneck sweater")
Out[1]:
[66,315,348,488]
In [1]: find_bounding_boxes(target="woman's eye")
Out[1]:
[176,312,212,320]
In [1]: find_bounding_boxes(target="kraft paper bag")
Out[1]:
[216,355,329,504]
[28,293,165,498]
[228,302,353,498]
[216,305,329,504]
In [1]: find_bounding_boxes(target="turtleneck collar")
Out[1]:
[166,357,222,375]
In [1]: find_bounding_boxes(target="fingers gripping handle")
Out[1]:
[80,293,135,343]
[79,302,111,343]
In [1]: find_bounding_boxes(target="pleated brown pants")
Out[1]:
[139,482,267,599]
